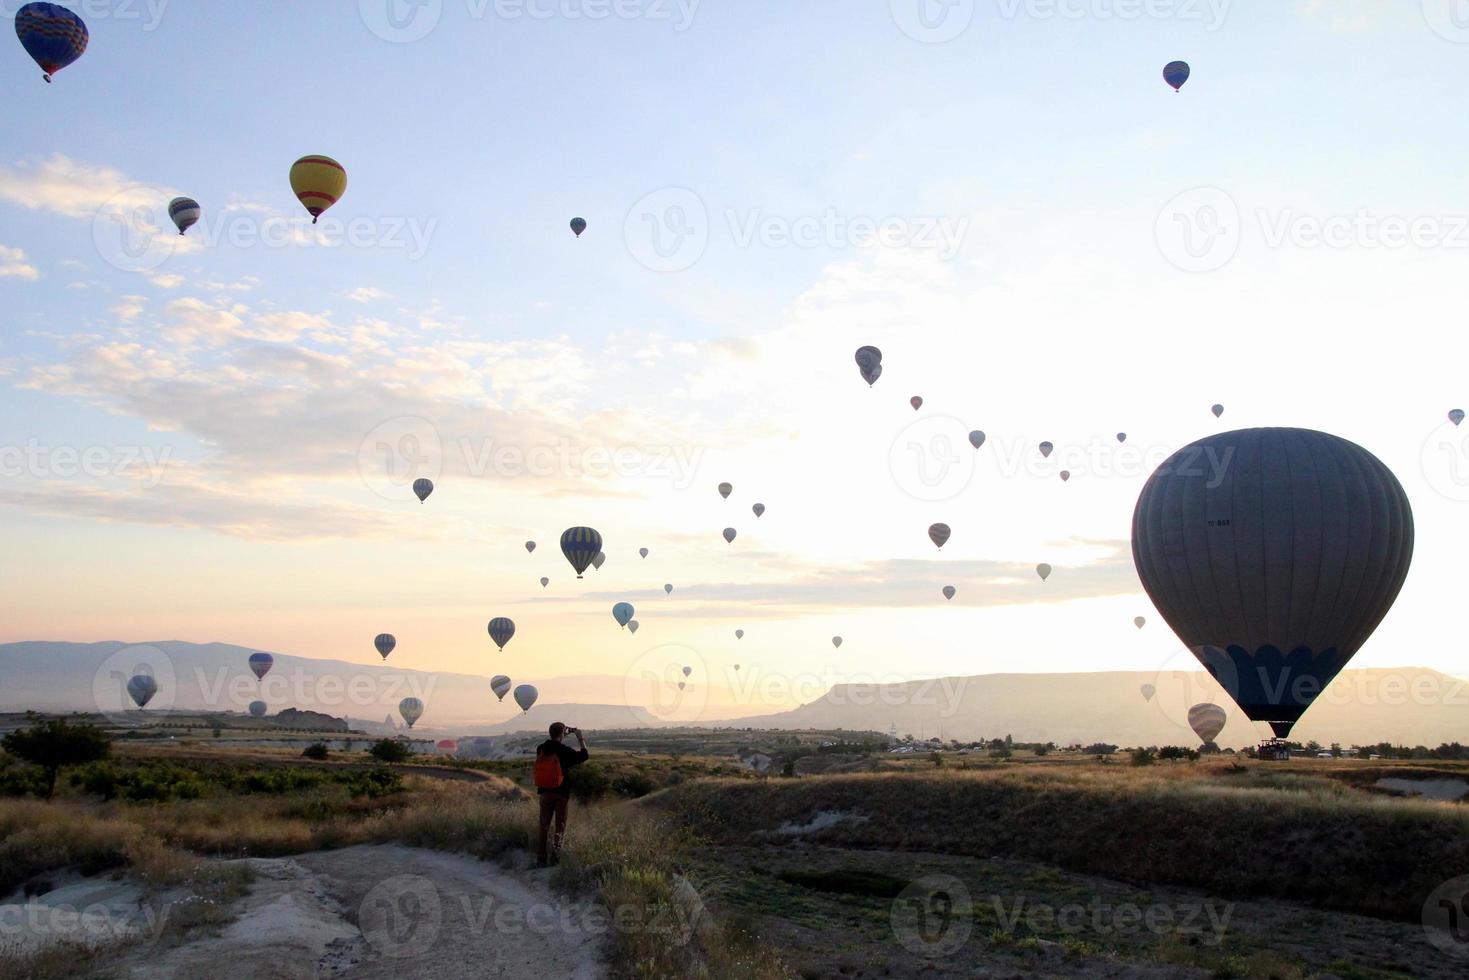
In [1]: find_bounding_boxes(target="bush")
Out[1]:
[1131,748,1155,766]
[302,743,329,761]
[368,739,410,764]
[570,762,612,803]
[611,771,658,799]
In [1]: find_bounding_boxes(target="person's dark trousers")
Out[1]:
[538,793,569,864]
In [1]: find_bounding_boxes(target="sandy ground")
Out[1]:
[100,845,606,979]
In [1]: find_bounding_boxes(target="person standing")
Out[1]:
[534,722,588,867]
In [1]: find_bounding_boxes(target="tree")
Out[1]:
[368,738,410,763]
[2,714,111,799]
[302,742,329,760]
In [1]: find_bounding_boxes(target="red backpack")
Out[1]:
[533,746,563,789]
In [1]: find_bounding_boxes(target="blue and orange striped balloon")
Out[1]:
[560,526,602,578]
[289,155,347,223]
[15,3,88,83]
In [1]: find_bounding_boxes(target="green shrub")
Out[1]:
[302,743,329,761]
[368,739,410,764]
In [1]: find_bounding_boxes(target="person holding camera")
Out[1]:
[534,721,588,867]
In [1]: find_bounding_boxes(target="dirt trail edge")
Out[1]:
[118,844,607,979]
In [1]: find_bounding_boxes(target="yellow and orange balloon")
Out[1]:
[289,155,347,224]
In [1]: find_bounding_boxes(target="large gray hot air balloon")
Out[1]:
[491,675,512,702]
[928,523,951,549]
[127,674,157,708]
[513,684,538,713]
[560,526,602,578]
[488,617,516,651]
[1187,703,1226,745]
[399,697,424,728]
[1035,563,1052,582]
[613,602,635,628]
[374,633,396,660]
[855,346,882,386]
[1133,428,1413,738]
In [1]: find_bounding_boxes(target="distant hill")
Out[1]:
[1,641,1463,747]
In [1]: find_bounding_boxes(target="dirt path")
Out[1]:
[114,845,605,979]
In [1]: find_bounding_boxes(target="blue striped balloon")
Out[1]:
[1163,60,1190,92]
[169,197,201,236]
[488,617,516,651]
[15,3,88,83]
[560,526,602,578]
[248,652,273,680]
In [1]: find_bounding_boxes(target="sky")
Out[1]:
[2,0,1469,714]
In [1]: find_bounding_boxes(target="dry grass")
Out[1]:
[651,763,1469,922]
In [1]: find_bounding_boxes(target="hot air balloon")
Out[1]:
[723,527,737,544]
[1140,684,1155,703]
[613,602,635,628]
[249,700,267,718]
[15,3,88,83]
[718,482,732,499]
[1163,60,1190,92]
[942,585,956,601]
[678,682,686,691]
[1133,428,1413,738]
[734,664,741,671]
[168,198,201,236]
[513,684,538,713]
[1211,404,1224,418]
[592,551,606,570]
[1187,703,1226,745]
[540,576,550,587]
[927,523,951,550]
[639,547,649,558]
[413,478,433,503]
[1036,563,1052,582]
[1450,409,1465,427]
[682,665,692,678]
[1039,442,1053,458]
[831,636,843,649]
[735,629,744,639]
[910,396,923,411]
[1059,471,1071,482]
[436,739,457,753]
[752,503,765,518]
[628,620,639,634]
[491,675,512,702]
[855,346,883,387]
[664,583,673,594]
[248,652,274,681]
[399,697,424,729]
[969,431,985,450]
[525,541,536,554]
[374,634,396,659]
[570,217,587,237]
[127,674,157,709]
[1134,616,1146,630]
[289,156,347,224]
[1117,433,1127,444]
[560,526,602,578]
[487,618,516,651]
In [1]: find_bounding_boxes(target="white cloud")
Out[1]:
[347,286,388,303]
[0,154,171,220]
[110,295,148,323]
[0,244,39,280]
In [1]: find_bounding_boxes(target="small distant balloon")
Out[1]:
[753,503,765,518]
[487,617,516,651]
[682,665,692,678]
[1188,702,1226,745]
[910,396,923,411]
[723,527,737,544]
[1134,616,1146,629]
[628,620,639,634]
[592,551,606,570]
[942,585,956,601]
[570,217,587,237]
[399,697,424,728]
[1211,404,1224,418]
[831,636,843,649]
[1140,684,1156,703]
[664,583,673,594]
[168,197,201,236]
[735,629,744,639]
[248,652,273,681]
[1036,563,1052,582]
[525,541,536,554]
[540,577,550,587]
[928,523,951,549]
[718,482,733,499]
[1059,470,1071,482]
[678,682,686,691]
[1450,409,1465,427]
[1039,442,1053,458]
[969,431,985,450]
[513,684,538,713]
[1117,433,1127,444]
[1163,60,1190,92]
[374,633,396,659]
[639,547,649,558]
[855,346,883,387]
[127,674,157,709]
[413,478,434,503]
[613,602,635,628]
[248,700,267,718]
[491,675,512,702]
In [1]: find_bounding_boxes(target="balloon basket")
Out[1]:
[1257,739,1292,762]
